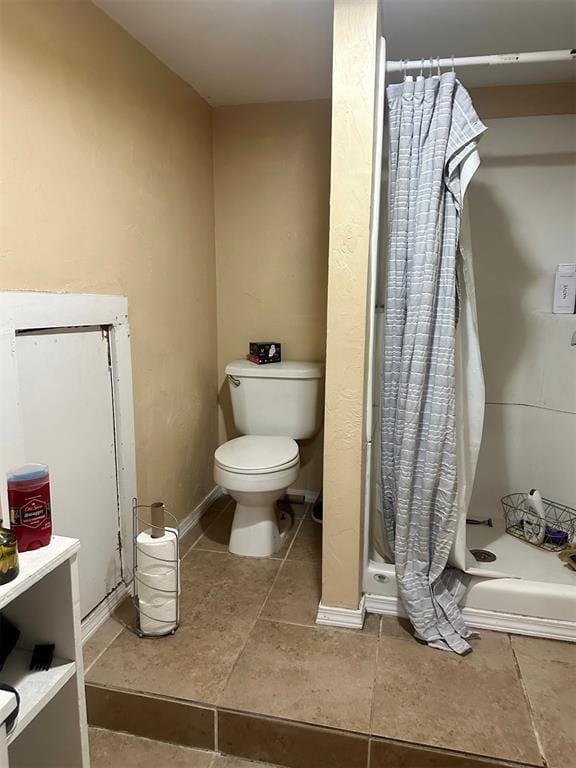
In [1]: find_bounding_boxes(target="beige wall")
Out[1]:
[213,101,331,490]
[322,0,380,609]
[0,0,218,520]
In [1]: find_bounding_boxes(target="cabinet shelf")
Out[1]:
[0,537,79,610]
[1,649,76,745]
[0,536,88,766]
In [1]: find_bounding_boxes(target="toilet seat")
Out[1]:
[214,435,299,475]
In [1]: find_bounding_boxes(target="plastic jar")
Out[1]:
[7,464,52,552]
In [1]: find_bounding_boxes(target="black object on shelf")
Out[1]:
[0,683,20,734]
[0,614,20,672]
[29,643,55,672]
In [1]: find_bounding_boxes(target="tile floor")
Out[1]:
[89,728,282,768]
[85,496,576,768]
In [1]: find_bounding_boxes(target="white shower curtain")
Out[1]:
[451,194,485,573]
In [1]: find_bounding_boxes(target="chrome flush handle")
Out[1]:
[228,374,241,387]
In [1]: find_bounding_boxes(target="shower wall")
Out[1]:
[468,114,576,516]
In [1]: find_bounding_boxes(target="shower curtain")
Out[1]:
[380,72,486,654]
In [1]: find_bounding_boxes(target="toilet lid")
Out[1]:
[215,436,299,474]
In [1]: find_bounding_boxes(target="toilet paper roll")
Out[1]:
[139,595,178,635]
[137,580,179,606]
[137,528,178,571]
[137,528,179,592]
[136,569,179,595]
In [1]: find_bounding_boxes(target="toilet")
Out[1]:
[214,360,323,557]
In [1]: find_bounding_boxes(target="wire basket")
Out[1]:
[501,493,576,552]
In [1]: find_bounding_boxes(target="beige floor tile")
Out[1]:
[219,619,378,733]
[511,635,576,768]
[180,497,231,555]
[286,520,322,562]
[511,634,575,664]
[218,710,368,768]
[261,559,321,626]
[379,615,415,641]
[83,617,124,671]
[87,686,214,750]
[193,507,235,553]
[370,738,518,768]
[89,728,213,767]
[261,559,380,636]
[194,506,299,559]
[371,630,542,765]
[211,755,280,768]
[87,552,279,703]
[179,550,280,618]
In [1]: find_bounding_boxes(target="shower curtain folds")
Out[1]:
[380,72,486,654]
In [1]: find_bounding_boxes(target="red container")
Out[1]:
[7,464,52,552]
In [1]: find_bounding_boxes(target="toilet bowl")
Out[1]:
[214,435,300,557]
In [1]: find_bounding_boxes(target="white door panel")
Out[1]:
[16,326,122,618]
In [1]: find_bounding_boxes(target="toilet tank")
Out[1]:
[225,360,324,440]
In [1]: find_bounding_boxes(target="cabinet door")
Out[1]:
[15,326,123,619]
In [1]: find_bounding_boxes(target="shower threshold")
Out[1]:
[364,524,576,642]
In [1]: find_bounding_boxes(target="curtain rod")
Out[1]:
[386,49,576,73]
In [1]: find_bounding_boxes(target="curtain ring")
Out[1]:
[419,57,424,77]
[436,57,442,76]
[428,56,433,77]
[451,55,455,73]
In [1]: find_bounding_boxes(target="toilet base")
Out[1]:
[229,490,293,557]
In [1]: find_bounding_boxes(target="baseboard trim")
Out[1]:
[179,485,225,538]
[82,581,131,642]
[316,595,366,630]
[365,592,576,643]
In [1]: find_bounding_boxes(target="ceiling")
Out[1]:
[94,0,575,105]
[93,0,333,106]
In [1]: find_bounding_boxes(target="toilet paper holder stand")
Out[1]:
[131,497,180,638]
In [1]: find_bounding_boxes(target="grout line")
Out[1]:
[368,612,383,739]
[255,517,306,621]
[85,680,219,711]
[212,513,304,709]
[508,634,549,768]
[282,510,307,563]
[83,619,124,673]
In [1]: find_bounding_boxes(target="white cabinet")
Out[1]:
[0,537,89,768]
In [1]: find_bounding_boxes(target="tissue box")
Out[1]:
[248,342,281,365]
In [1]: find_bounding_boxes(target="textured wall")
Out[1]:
[213,101,331,490]
[322,0,379,608]
[0,0,218,521]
